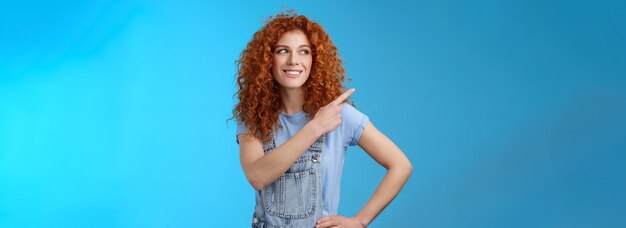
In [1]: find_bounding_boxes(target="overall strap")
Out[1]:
[262,137,275,154]
[309,133,325,153]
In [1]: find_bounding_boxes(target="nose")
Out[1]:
[287,53,299,66]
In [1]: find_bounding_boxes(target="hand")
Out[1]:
[308,88,355,135]
[316,215,367,228]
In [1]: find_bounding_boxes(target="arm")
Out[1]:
[238,124,322,191]
[353,120,412,225]
[239,89,356,191]
[316,120,412,227]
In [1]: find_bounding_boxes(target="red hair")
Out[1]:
[233,11,349,142]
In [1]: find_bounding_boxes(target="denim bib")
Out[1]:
[252,134,325,227]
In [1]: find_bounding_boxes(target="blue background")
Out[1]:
[1,0,625,227]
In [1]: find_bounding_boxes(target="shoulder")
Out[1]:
[341,103,366,120]
[339,103,370,146]
[236,119,248,133]
[235,119,252,144]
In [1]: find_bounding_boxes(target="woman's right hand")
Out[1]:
[308,88,355,136]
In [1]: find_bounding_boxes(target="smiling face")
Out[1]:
[271,29,313,91]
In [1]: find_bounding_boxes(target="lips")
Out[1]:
[283,69,303,78]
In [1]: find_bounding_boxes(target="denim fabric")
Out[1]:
[252,134,325,227]
[237,104,369,216]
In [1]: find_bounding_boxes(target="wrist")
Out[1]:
[354,214,369,227]
[302,121,324,139]
[304,121,324,138]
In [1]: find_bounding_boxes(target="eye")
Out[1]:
[300,49,310,55]
[275,49,288,54]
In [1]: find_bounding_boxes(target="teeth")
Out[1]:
[286,70,300,75]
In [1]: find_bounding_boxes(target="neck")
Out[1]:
[280,87,305,115]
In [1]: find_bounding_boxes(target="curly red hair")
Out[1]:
[233,11,349,142]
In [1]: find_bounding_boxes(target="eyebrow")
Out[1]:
[273,44,312,49]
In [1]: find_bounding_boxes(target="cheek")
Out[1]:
[304,57,313,69]
[271,57,282,76]
[274,53,289,64]
[273,56,280,66]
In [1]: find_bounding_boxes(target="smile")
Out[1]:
[283,69,303,78]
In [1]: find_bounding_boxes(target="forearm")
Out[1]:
[247,123,323,190]
[354,164,412,226]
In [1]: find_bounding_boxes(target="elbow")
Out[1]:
[251,181,266,191]
[243,167,270,191]
[249,176,270,191]
[390,158,413,179]
[405,161,413,178]
[401,152,413,174]
[243,165,273,191]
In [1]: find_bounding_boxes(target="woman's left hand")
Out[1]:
[315,215,366,228]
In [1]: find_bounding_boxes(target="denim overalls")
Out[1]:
[252,134,325,227]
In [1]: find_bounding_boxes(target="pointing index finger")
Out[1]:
[332,88,355,105]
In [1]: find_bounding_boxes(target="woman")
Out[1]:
[233,11,412,227]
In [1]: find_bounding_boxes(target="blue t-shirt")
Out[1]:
[236,103,369,215]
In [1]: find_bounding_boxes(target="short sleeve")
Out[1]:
[235,120,250,144]
[340,103,369,147]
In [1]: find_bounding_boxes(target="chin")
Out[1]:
[276,76,308,89]
[279,83,306,89]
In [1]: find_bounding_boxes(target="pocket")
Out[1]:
[262,167,318,219]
